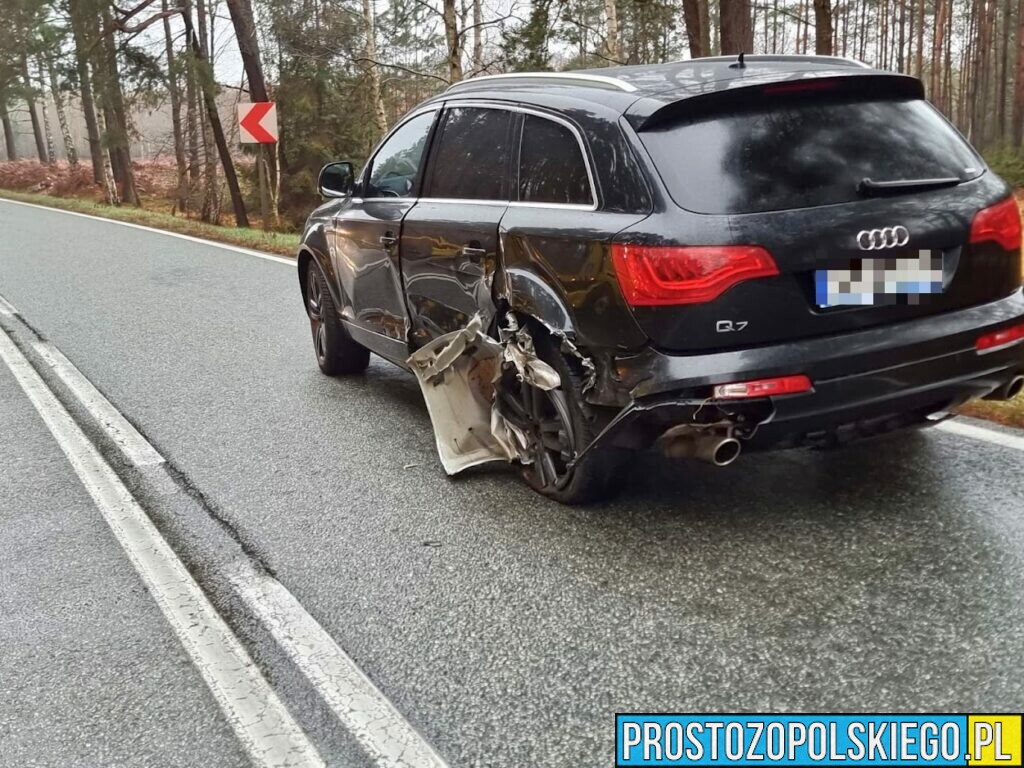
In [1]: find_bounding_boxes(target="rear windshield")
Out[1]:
[639,97,983,214]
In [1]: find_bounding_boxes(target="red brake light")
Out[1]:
[713,375,813,400]
[969,196,1022,252]
[610,244,779,306]
[976,323,1024,353]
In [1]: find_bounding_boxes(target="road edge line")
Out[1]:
[0,324,324,768]
[30,339,165,467]
[229,563,450,768]
[0,196,294,266]
[934,417,1024,452]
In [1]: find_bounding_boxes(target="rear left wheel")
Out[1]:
[305,262,370,375]
[496,328,624,505]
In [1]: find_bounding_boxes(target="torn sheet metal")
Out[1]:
[407,314,560,475]
[496,315,560,391]
[523,314,597,395]
[557,332,597,395]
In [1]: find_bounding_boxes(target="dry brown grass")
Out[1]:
[0,187,299,256]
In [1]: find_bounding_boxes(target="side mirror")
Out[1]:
[318,161,355,198]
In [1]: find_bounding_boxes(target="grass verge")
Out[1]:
[0,188,300,257]
[958,396,1024,429]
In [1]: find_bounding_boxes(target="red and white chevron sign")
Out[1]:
[238,102,278,144]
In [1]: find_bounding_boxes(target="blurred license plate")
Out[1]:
[815,252,945,307]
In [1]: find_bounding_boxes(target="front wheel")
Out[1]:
[497,329,624,504]
[305,262,370,375]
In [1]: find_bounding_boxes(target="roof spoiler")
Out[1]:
[631,73,925,131]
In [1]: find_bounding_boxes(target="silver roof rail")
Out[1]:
[446,71,638,93]
[696,53,872,69]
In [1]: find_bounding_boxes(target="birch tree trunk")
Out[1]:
[36,60,57,164]
[45,60,76,165]
[23,58,49,163]
[359,0,388,134]
[443,0,463,82]
[99,110,120,204]
[196,0,219,222]
[182,1,250,227]
[472,0,483,73]
[93,4,140,204]
[603,0,620,61]
[163,0,188,213]
[183,6,201,204]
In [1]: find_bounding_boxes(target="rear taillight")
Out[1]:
[712,374,813,400]
[976,323,1024,353]
[969,197,1022,252]
[610,244,779,306]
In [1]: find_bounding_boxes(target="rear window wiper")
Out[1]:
[857,176,963,196]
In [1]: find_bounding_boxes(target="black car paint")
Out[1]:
[298,55,1024,452]
[620,176,1020,352]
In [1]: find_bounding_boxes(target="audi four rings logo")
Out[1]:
[856,226,910,250]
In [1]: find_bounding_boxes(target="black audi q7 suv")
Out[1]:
[297,55,1024,504]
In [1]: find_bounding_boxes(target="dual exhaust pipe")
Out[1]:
[659,427,742,467]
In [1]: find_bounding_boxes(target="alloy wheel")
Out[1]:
[307,268,327,364]
[498,374,577,491]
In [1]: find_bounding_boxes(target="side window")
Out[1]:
[427,108,512,200]
[366,111,435,198]
[518,115,593,206]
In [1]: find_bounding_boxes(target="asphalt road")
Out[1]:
[2,198,1024,767]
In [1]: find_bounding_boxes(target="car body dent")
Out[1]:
[496,207,650,351]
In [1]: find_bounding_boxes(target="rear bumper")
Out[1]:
[604,289,1024,449]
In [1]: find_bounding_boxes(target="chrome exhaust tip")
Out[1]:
[984,375,1024,401]
[708,437,742,466]
[660,428,742,467]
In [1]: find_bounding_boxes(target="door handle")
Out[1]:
[379,233,398,248]
[460,246,486,263]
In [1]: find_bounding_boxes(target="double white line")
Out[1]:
[0,299,447,768]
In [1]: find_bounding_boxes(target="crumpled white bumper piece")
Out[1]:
[407,314,560,475]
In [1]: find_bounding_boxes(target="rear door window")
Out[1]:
[427,107,513,200]
[640,97,983,214]
[518,115,594,206]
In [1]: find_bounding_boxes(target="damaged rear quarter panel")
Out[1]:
[497,207,651,352]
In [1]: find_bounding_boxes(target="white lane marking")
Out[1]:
[935,418,1024,452]
[0,294,17,315]
[0,196,294,266]
[229,564,450,768]
[0,326,324,768]
[31,340,165,467]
